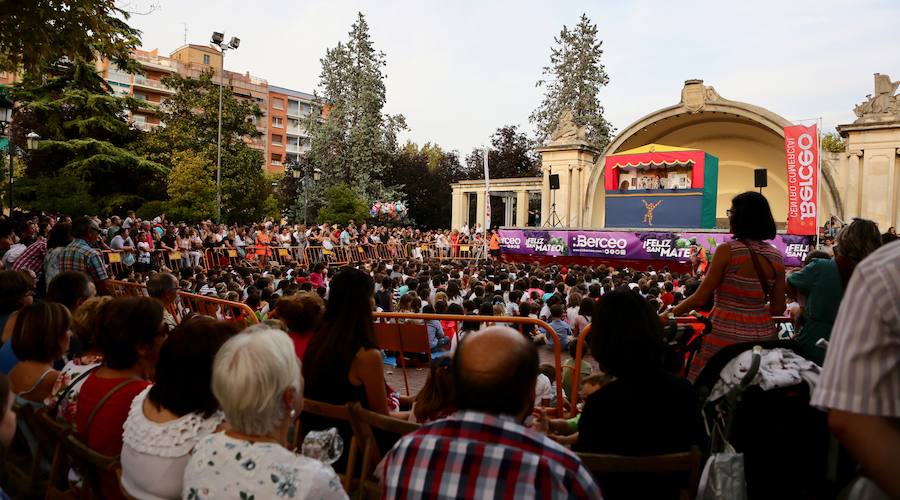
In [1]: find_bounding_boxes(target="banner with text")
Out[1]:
[498,229,813,267]
[784,124,819,235]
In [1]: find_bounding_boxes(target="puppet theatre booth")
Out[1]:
[603,144,719,229]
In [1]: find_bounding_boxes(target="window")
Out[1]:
[272,98,284,110]
[271,153,282,166]
[272,134,283,146]
[300,103,312,115]
[133,91,148,101]
[272,116,283,128]
[287,99,300,115]
[203,54,210,65]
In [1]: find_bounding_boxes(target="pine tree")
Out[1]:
[10,60,166,214]
[305,12,406,203]
[530,14,613,151]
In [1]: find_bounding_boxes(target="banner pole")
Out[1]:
[816,117,822,249]
[483,146,491,257]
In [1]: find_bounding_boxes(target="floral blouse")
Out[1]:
[44,354,103,425]
[182,432,347,500]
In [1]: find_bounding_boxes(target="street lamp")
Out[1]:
[211,31,241,223]
[0,96,36,215]
[285,159,321,226]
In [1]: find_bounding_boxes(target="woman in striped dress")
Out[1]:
[665,192,786,380]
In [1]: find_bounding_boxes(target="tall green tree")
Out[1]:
[318,184,370,225]
[166,150,216,222]
[385,142,464,229]
[10,60,166,214]
[138,70,273,223]
[305,12,406,202]
[0,0,141,77]
[530,14,613,151]
[464,125,541,180]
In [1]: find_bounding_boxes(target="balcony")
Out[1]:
[132,75,174,94]
[286,144,301,154]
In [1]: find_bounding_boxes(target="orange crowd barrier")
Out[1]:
[373,312,565,416]
[106,279,259,328]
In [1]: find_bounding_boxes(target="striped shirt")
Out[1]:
[811,241,900,417]
[382,410,602,499]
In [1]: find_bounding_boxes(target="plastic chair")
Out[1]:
[576,448,702,500]
[347,402,420,500]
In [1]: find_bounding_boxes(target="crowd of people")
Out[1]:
[0,190,898,499]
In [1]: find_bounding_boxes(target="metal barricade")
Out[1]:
[106,280,259,328]
[107,279,149,297]
[176,291,259,328]
[101,250,130,278]
[270,246,307,268]
[372,312,565,416]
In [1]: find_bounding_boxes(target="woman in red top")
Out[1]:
[270,291,325,360]
[75,297,167,499]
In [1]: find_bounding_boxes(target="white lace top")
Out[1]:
[120,387,224,500]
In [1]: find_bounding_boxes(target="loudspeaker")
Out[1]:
[754,168,767,188]
[549,174,560,190]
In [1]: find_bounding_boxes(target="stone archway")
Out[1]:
[583,80,842,227]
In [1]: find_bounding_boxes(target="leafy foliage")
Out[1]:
[317,184,370,225]
[384,142,465,229]
[821,131,846,153]
[305,12,407,202]
[166,150,216,222]
[464,125,541,180]
[0,0,142,77]
[138,70,273,223]
[530,14,613,151]
[9,60,166,214]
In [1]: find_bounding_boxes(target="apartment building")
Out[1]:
[266,86,317,173]
[6,41,320,173]
[97,48,179,131]
[170,44,270,156]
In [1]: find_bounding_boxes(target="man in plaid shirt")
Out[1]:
[382,326,602,499]
[53,217,110,295]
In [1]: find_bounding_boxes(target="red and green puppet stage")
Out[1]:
[603,144,719,229]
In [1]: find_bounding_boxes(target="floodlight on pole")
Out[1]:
[211,31,239,223]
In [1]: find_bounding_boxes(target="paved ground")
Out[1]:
[383,347,600,398]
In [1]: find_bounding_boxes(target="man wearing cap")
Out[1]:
[53,216,110,295]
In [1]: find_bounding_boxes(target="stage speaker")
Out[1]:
[754,168,767,188]
[549,174,560,190]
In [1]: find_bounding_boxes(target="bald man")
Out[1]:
[382,326,601,499]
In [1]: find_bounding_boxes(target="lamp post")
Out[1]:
[0,97,11,215]
[287,158,321,226]
[210,32,240,223]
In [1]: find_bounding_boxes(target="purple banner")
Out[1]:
[499,229,813,267]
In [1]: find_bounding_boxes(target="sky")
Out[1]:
[126,0,900,154]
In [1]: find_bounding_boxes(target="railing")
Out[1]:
[106,279,259,327]
[101,249,209,276]
[373,312,566,417]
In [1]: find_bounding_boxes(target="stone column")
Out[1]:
[576,166,584,227]
[846,151,862,217]
[516,190,528,227]
[541,166,551,225]
[450,186,463,230]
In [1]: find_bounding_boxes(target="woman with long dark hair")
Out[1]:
[667,192,786,379]
[302,267,387,414]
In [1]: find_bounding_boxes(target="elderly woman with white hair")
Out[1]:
[182,326,347,499]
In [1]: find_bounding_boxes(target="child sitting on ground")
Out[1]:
[535,373,614,446]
